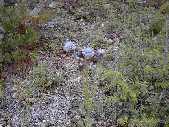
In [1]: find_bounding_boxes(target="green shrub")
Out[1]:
[0,4,38,66]
[0,80,4,97]
[32,63,64,91]
[82,69,94,112]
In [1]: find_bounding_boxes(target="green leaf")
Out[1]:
[156,82,169,89]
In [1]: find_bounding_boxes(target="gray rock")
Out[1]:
[27,0,39,10]
[137,0,146,4]
[4,0,17,6]
[48,1,57,9]
[45,21,57,28]
[0,0,4,5]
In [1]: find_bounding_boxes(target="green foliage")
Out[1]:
[156,81,169,89]
[15,27,38,46]
[12,50,28,62]
[82,69,94,112]
[117,115,128,127]
[149,17,165,36]
[13,78,34,101]
[159,1,169,14]
[13,62,64,102]
[148,4,169,36]
[145,0,167,8]
[127,0,137,10]
[165,120,169,127]
[32,63,51,89]
[99,68,138,105]
[29,51,38,62]
[32,63,64,91]
[128,115,158,127]
[0,80,4,97]
[0,4,39,67]
[83,116,93,127]
[0,7,21,32]
[118,22,169,127]
[1,1,169,126]
[71,1,169,126]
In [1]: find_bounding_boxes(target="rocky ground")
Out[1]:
[1,0,161,126]
[1,40,116,127]
[0,1,119,126]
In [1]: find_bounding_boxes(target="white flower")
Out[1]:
[96,49,105,55]
[82,47,95,59]
[63,40,76,52]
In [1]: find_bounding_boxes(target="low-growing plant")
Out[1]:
[0,4,39,68]
[32,63,64,92]
[0,79,4,97]
[82,68,94,112]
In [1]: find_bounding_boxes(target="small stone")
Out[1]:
[95,49,105,58]
[113,46,119,51]
[74,115,80,120]
[48,1,57,9]
[29,7,42,16]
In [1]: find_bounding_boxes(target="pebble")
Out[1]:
[46,21,56,28]
[29,7,42,16]
[95,49,105,58]
[48,1,57,9]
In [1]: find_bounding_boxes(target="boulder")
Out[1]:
[0,0,4,5]
[27,0,40,10]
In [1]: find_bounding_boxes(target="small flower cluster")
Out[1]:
[63,39,105,60]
